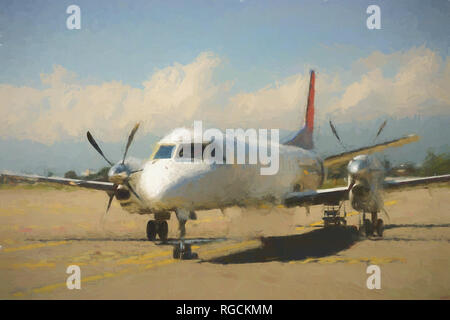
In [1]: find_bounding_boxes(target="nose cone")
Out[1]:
[139,160,215,209]
[108,163,130,184]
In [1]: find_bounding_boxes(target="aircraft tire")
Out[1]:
[364,219,373,236]
[146,220,157,241]
[173,244,196,260]
[376,219,384,237]
[173,246,181,259]
[157,221,168,241]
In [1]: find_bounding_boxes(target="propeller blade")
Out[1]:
[87,131,114,166]
[125,180,141,201]
[374,120,387,141]
[100,185,117,226]
[329,120,342,143]
[100,194,115,226]
[106,192,115,212]
[329,120,347,151]
[122,122,140,164]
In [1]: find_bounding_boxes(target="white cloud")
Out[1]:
[328,46,450,121]
[0,52,230,144]
[0,47,449,144]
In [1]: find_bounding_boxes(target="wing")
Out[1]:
[284,174,450,208]
[1,173,115,191]
[383,174,450,190]
[284,186,349,207]
[323,134,419,167]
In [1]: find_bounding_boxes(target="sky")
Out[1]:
[0,0,449,174]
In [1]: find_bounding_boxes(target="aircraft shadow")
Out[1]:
[381,223,450,242]
[206,226,359,264]
[384,223,450,230]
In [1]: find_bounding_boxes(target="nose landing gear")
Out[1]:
[172,241,198,260]
[171,208,199,260]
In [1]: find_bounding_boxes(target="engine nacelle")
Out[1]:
[349,183,382,213]
[115,187,131,200]
[347,154,385,213]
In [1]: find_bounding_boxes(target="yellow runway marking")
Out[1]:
[289,256,406,265]
[6,199,402,296]
[11,240,261,297]
[296,200,398,231]
[10,261,56,269]
[2,241,71,253]
[116,246,199,266]
[1,250,133,270]
[384,200,397,206]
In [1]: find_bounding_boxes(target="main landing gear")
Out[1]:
[361,212,384,237]
[172,208,198,260]
[321,202,384,238]
[146,211,171,241]
[146,220,169,241]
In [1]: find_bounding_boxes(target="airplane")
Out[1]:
[2,70,449,259]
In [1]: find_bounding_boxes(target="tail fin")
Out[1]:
[284,70,315,149]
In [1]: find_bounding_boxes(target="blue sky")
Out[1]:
[0,0,449,174]
[1,0,448,89]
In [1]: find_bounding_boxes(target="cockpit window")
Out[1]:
[153,145,175,159]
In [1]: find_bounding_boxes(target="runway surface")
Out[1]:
[0,183,449,299]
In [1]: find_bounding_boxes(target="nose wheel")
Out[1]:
[172,242,198,260]
[146,220,169,241]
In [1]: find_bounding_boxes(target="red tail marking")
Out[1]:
[305,70,315,132]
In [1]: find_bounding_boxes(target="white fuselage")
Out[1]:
[120,128,324,214]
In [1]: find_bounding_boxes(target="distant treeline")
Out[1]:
[327,150,450,180]
[64,167,110,182]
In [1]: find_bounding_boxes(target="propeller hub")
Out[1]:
[347,155,369,177]
[108,163,130,184]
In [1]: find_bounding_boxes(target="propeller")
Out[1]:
[328,119,392,222]
[329,120,346,151]
[122,122,140,165]
[100,185,118,226]
[86,123,142,223]
[373,120,387,143]
[86,132,113,166]
[328,119,389,154]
